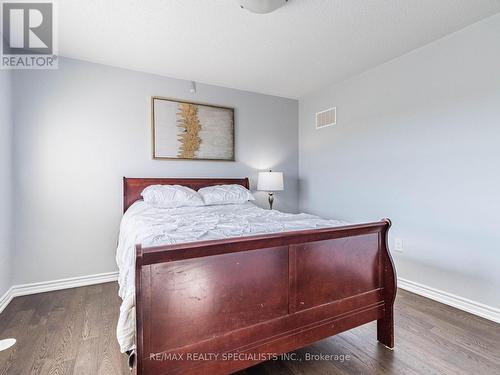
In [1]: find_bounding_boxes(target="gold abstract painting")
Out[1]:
[152,97,234,160]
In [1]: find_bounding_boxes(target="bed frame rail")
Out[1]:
[135,219,396,375]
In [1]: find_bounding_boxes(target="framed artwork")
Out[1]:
[151,96,235,161]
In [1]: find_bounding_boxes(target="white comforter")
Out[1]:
[116,201,348,353]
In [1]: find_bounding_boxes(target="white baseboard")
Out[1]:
[0,287,14,315]
[398,277,500,324]
[0,271,118,314]
[2,273,499,325]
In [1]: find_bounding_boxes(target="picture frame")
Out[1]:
[151,96,235,161]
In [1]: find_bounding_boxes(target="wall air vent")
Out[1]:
[316,107,336,129]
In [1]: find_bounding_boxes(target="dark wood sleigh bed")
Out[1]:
[123,177,397,375]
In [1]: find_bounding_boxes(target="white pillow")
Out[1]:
[141,185,204,208]
[198,184,255,206]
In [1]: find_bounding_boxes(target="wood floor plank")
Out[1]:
[1,283,499,375]
[73,337,99,375]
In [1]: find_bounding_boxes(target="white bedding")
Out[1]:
[116,201,348,353]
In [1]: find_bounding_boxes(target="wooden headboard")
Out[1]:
[123,177,250,213]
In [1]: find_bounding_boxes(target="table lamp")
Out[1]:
[257,170,284,210]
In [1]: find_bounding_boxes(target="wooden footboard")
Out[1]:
[134,219,396,375]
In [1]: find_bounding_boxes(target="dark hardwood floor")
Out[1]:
[0,283,499,375]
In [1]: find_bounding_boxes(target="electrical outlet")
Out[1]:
[394,238,403,252]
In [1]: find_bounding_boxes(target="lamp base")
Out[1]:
[268,192,274,210]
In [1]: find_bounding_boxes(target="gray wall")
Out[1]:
[299,14,500,308]
[0,70,13,296]
[12,57,298,285]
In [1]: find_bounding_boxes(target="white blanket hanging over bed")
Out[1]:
[116,201,348,353]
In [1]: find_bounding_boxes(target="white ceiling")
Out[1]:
[59,0,500,98]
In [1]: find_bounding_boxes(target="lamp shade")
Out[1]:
[257,171,284,191]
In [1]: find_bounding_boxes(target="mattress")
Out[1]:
[116,201,348,353]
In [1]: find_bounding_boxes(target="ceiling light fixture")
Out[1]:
[238,0,288,14]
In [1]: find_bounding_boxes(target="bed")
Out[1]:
[118,177,397,375]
